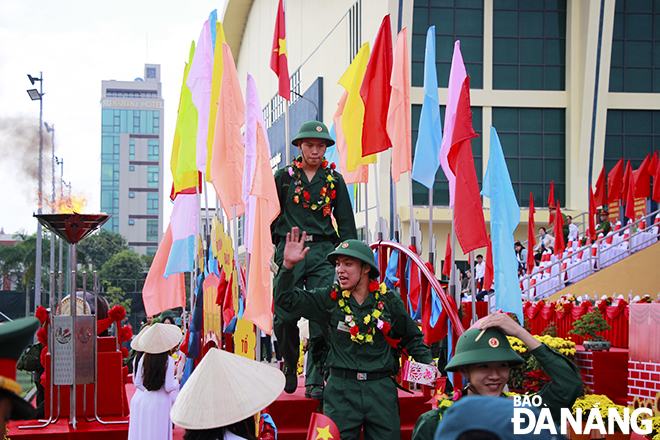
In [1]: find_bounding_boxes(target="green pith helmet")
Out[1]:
[291,121,335,147]
[444,327,523,372]
[0,317,40,420]
[159,309,176,320]
[327,240,379,279]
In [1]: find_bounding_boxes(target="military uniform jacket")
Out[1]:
[271,162,356,243]
[274,267,433,373]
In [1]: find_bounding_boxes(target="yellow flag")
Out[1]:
[206,21,227,180]
[171,42,200,197]
[338,43,375,172]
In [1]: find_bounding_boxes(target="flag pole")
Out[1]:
[469,250,477,324]
[428,188,434,266]
[194,182,203,315]
[364,181,370,243]
[392,176,399,241]
[372,162,382,239]
[203,179,211,248]
[285,100,290,165]
[449,207,457,304]
[408,171,415,248]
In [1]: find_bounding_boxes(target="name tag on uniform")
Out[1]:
[337,321,351,333]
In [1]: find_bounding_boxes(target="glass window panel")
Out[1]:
[544,159,565,181]
[412,61,425,87]
[521,158,544,182]
[544,108,565,132]
[146,220,159,242]
[493,65,518,89]
[625,14,652,40]
[455,0,482,7]
[520,39,543,64]
[494,10,519,37]
[520,65,544,89]
[101,164,114,181]
[494,0,519,9]
[611,41,624,67]
[417,0,429,5]
[436,62,452,87]
[627,135,653,157]
[500,133,519,156]
[544,66,565,90]
[625,68,653,92]
[520,184,543,207]
[520,11,544,37]
[433,181,450,206]
[605,135,624,158]
[456,8,482,35]
[656,0,660,13]
[544,134,565,158]
[414,8,430,37]
[625,41,653,67]
[544,12,566,38]
[612,13,624,40]
[461,36,484,62]
[654,42,660,67]
[430,8,454,34]
[520,134,543,157]
[544,38,565,65]
[626,1,652,13]
[466,62,483,89]
[472,107,482,132]
[412,181,429,205]
[494,38,519,63]
[493,108,519,132]
[506,158,520,180]
[102,110,114,125]
[609,67,624,92]
[625,110,652,134]
[654,112,660,133]
[436,35,456,60]
[128,220,135,226]
[520,109,543,132]
[655,15,660,40]
[525,0,544,9]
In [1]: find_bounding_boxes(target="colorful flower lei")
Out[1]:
[288,155,337,216]
[330,280,390,344]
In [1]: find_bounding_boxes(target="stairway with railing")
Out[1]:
[521,208,660,300]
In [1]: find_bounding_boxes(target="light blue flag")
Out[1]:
[208,9,218,51]
[481,126,523,324]
[411,26,443,190]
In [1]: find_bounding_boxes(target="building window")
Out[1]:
[237,215,244,247]
[147,193,159,214]
[604,110,660,173]
[146,247,158,256]
[129,165,135,171]
[492,107,566,207]
[101,190,119,214]
[129,247,134,251]
[129,219,135,225]
[101,163,120,188]
[130,139,136,160]
[147,140,159,161]
[129,192,135,198]
[609,0,660,92]
[146,67,156,79]
[146,220,159,242]
[102,216,119,234]
[102,135,119,160]
[410,104,482,206]
[492,0,567,90]
[147,166,159,187]
[412,0,484,89]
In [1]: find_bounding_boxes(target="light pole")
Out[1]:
[27,72,44,313]
[45,122,56,285]
[56,156,64,276]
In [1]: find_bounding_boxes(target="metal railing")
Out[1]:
[521,208,660,300]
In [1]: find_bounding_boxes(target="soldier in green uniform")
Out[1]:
[411,312,583,440]
[272,121,357,399]
[0,317,40,433]
[595,209,611,237]
[275,228,435,440]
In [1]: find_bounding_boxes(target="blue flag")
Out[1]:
[481,126,523,324]
[411,26,442,190]
[208,9,218,51]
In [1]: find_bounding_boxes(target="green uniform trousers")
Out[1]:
[273,240,335,387]
[324,375,400,440]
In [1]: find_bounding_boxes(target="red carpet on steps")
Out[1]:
[9,376,432,440]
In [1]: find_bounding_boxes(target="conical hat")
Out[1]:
[138,323,182,354]
[170,348,285,430]
[130,325,150,351]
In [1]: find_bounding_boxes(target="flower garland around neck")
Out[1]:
[288,155,337,216]
[330,280,390,344]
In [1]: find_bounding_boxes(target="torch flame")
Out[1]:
[47,194,88,214]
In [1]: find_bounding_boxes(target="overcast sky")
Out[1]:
[0,0,228,235]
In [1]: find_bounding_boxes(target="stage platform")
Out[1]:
[9,374,432,440]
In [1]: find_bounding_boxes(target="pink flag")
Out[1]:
[210,42,246,220]
[387,27,412,183]
[187,19,214,173]
[142,225,186,317]
[242,74,281,334]
[333,91,369,184]
[440,41,467,208]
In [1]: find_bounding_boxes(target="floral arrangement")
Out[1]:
[635,295,653,304]
[288,156,337,215]
[331,280,390,344]
[572,394,629,432]
[596,296,613,306]
[648,415,660,440]
[554,295,577,312]
[569,309,611,341]
[506,335,576,392]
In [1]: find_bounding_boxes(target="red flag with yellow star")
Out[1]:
[270,0,290,100]
[306,413,340,440]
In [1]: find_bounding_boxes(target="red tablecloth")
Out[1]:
[523,302,629,348]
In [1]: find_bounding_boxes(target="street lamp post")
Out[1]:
[27,72,44,313]
[45,123,56,282]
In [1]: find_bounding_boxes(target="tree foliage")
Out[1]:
[104,285,132,314]
[77,230,128,271]
[100,249,145,294]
